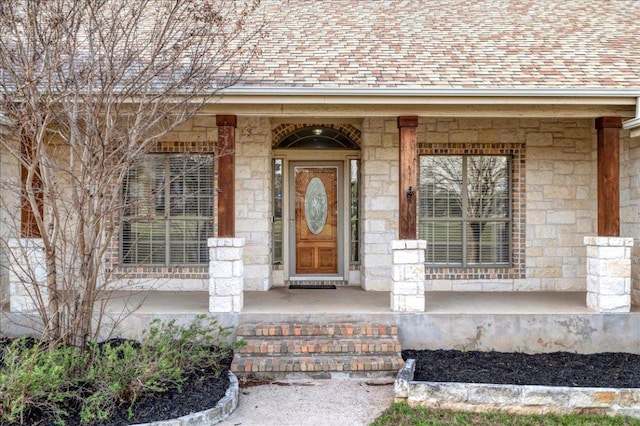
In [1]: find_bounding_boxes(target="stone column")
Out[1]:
[391,240,426,312]
[208,237,244,312]
[584,236,633,313]
[8,238,47,313]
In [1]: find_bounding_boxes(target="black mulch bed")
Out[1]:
[403,349,640,388]
[90,370,230,426]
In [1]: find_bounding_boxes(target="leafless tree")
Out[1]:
[0,0,269,348]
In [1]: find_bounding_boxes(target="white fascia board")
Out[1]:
[220,87,640,98]
[622,97,640,129]
[623,117,640,130]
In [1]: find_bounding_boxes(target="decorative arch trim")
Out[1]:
[272,123,361,149]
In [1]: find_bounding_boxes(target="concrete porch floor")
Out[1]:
[5,288,640,353]
[100,287,633,314]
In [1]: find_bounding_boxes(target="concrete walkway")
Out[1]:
[218,379,395,426]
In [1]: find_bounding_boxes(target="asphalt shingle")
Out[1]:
[240,0,640,90]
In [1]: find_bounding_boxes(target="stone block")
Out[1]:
[522,386,570,406]
[216,247,242,261]
[608,260,631,277]
[598,295,630,313]
[214,278,242,296]
[209,262,232,278]
[586,291,599,311]
[393,281,420,295]
[209,295,233,313]
[403,264,425,281]
[232,293,244,312]
[597,247,628,260]
[393,250,422,264]
[232,260,244,277]
[466,384,521,404]
[584,236,634,247]
[569,389,619,408]
[526,132,553,147]
[597,277,628,295]
[403,295,425,312]
[409,383,468,404]
[546,211,575,225]
[619,390,640,407]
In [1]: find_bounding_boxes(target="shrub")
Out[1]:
[0,338,81,425]
[0,315,237,425]
[79,315,236,424]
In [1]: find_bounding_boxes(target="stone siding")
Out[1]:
[423,118,596,292]
[360,117,598,293]
[621,129,640,305]
[525,119,596,291]
[360,118,399,290]
[235,117,272,291]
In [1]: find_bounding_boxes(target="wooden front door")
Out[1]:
[294,166,338,274]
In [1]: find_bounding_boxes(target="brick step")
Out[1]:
[231,355,404,378]
[237,338,401,356]
[232,321,404,379]
[236,322,398,338]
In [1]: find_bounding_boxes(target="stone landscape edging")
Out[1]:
[395,359,640,418]
[134,371,239,426]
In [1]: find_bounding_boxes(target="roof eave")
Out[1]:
[220,87,640,98]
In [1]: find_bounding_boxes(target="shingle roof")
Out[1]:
[241,0,640,90]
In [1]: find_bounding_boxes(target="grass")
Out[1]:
[371,402,640,426]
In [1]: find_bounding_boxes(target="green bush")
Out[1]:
[0,315,237,425]
[0,339,81,425]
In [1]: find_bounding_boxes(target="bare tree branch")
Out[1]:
[0,0,272,348]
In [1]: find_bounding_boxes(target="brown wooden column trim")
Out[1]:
[595,116,622,237]
[216,115,237,237]
[398,116,419,239]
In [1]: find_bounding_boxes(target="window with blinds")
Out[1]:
[122,154,214,266]
[419,155,511,267]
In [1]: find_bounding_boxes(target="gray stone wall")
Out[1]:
[423,118,596,292]
[358,117,601,293]
[360,118,399,290]
[621,129,640,305]
[235,117,272,291]
[524,119,596,291]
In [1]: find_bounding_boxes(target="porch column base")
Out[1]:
[584,236,633,313]
[391,240,426,312]
[8,238,47,313]
[208,238,245,313]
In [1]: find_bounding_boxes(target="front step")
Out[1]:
[231,322,404,379]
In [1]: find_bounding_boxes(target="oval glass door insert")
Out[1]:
[304,177,328,234]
